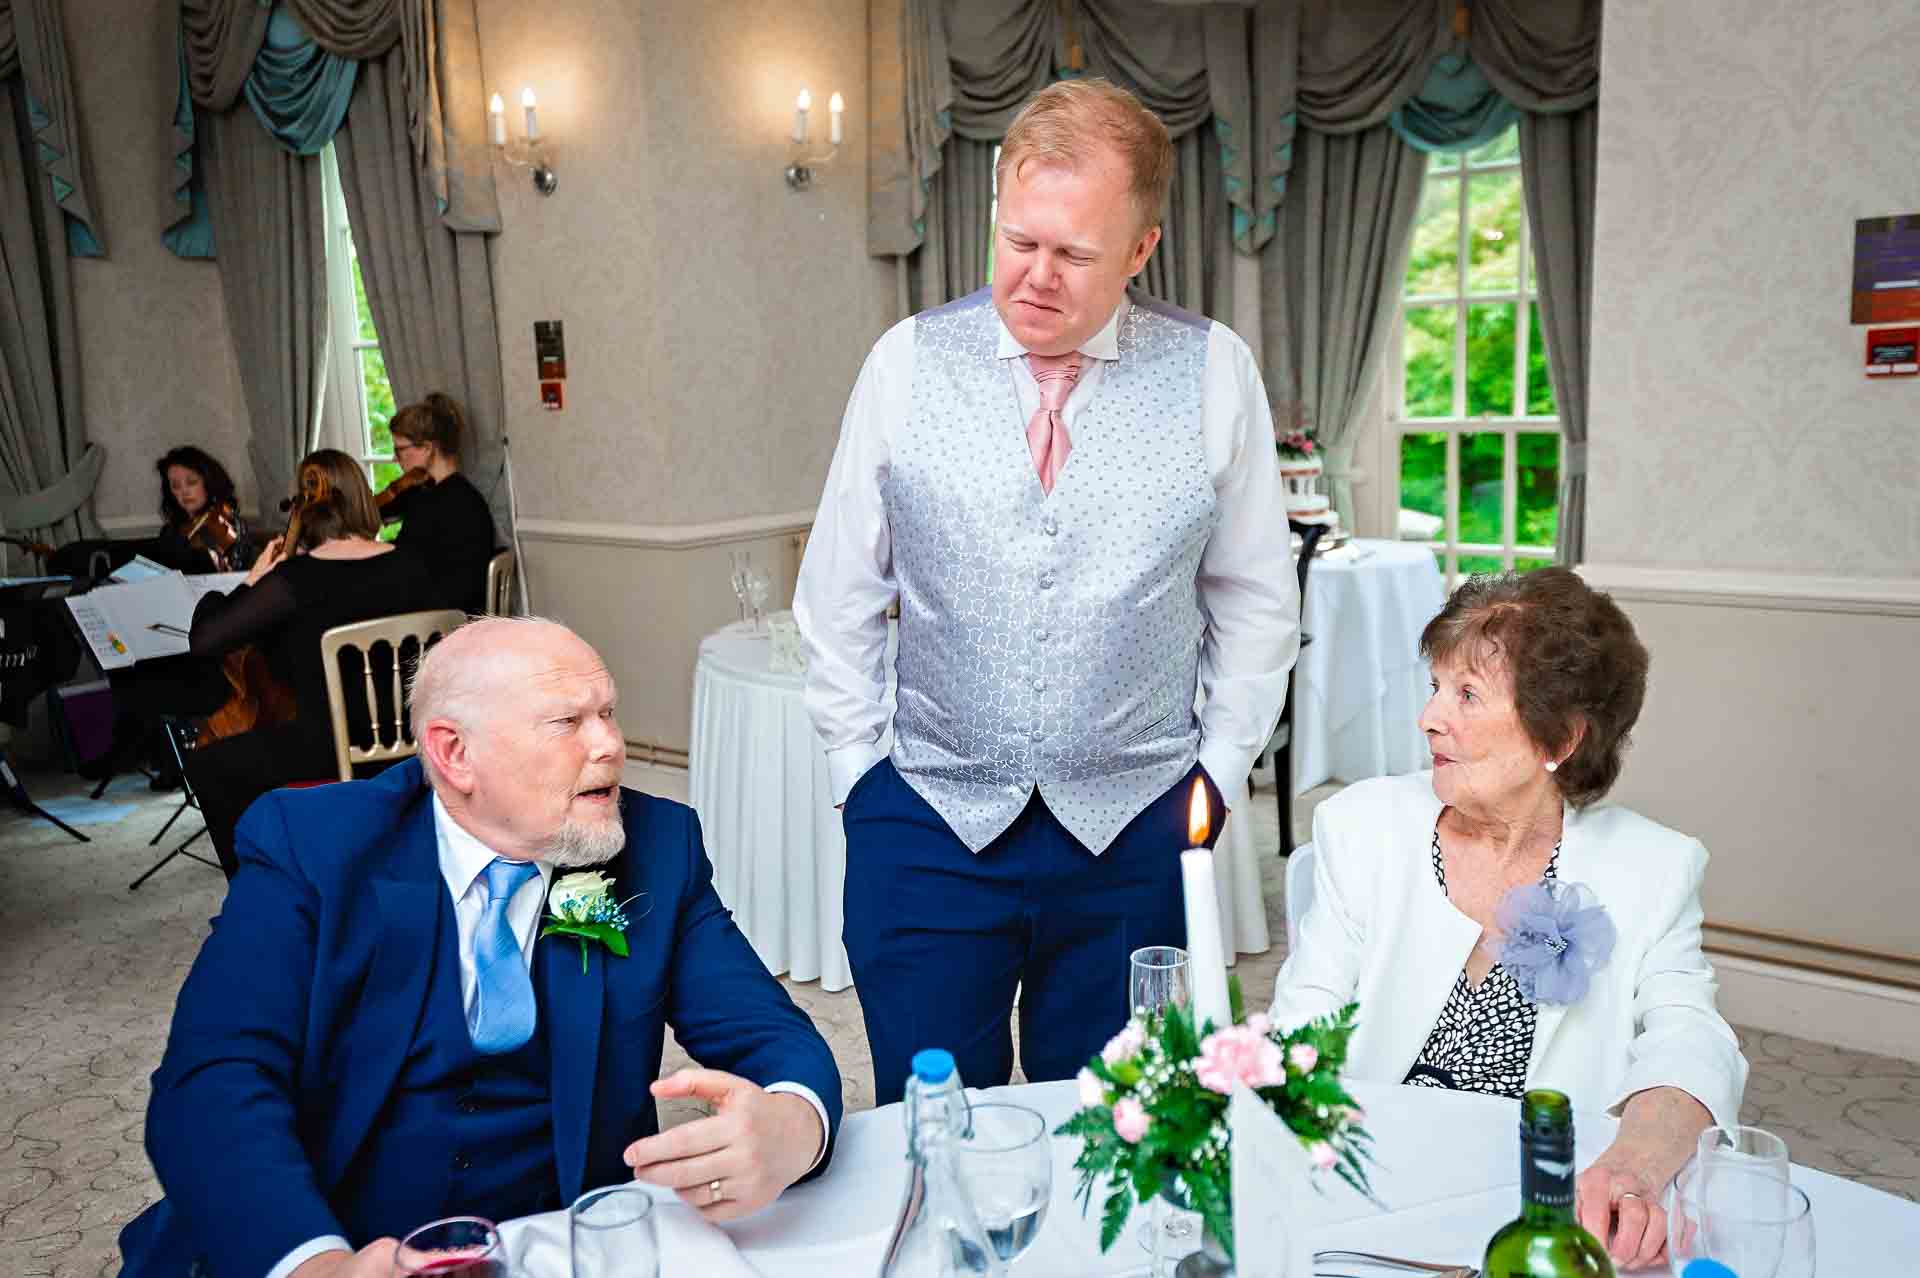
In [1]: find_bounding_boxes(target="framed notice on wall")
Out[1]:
[1865,326,1919,376]
[1851,215,1920,323]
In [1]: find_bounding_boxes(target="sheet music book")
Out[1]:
[107,555,173,584]
[63,571,247,670]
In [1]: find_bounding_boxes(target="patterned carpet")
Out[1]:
[0,765,1913,1276]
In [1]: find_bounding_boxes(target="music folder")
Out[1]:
[64,571,246,670]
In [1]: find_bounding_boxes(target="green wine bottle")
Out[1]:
[1482,1090,1616,1278]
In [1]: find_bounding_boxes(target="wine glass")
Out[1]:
[394,1217,503,1277]
[727,550,752,627]
[954,1103,1052,1266]
[1128,945,1190,1019]
[745,568,773,633]
[1667,1160,1814,1278]
[570,1183,659,1277]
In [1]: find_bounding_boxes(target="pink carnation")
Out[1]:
[1113,1098,1150,1144]
[1076,1068,1104,1108]
[1308,1140,1337,1171]
[1101,1022,1146,1067]
[1287,1043,1319,1075]
[1195,1025,1285,1095]
[1244,1012,1272,1036]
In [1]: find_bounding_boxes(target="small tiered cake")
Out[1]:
[1278,452,1333,524]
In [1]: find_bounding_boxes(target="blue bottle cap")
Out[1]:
[1682,1261,1739,1278]
[911,1049,956,1083]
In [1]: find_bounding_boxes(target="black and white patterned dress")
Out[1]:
[1403,830,1560,1098]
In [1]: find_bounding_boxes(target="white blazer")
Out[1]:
[1269,772,1747,1131]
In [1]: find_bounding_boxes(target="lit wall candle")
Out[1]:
[829,92,844,145]
[793,88,811,144]
[1178,780,1232,1035]
[488,92,505,146]
[522,87,539,142]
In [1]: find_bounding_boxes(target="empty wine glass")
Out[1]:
[1129,945,1190,1019]
[570,1184,659,1278]
[954,1103,1052,1267]
[727,550,752,627]
[1667,1160,1814,1278]
[394,1216,503,1277]
[745,568,773,633]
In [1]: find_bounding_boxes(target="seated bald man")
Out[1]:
[120,617,841,1278]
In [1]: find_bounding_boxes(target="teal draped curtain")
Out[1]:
[1389,51,1518,154]
[167,4,359,258]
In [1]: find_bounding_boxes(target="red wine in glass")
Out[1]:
[398,1253,502,1278]
[394,1217,503,1278]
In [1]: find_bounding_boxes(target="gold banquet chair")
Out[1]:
[485,549,516,617]
[319,609,468,782]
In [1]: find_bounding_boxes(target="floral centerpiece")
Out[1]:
[1057,979,1373,1262]
[1275,428,1318,462]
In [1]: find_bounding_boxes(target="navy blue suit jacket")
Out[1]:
[120,759,841,1278]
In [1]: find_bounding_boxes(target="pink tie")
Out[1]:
[1025,351,1083,494]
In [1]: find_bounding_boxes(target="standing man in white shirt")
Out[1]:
[796,79,1299,1104]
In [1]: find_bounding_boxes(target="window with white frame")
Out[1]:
[1393,126,1559,585]
[319,143,401,501]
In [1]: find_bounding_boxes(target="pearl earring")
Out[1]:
[1544,760,1559,773]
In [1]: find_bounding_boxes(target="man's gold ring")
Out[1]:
[708,1178,725,1205]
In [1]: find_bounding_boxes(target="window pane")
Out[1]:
[1458,553,1505,577]
[1464,303,1516,416]
[1515,556,1555,573]
[360,347,395,455]
[1466,170,1521,293]
[352,254,377,344]
[1467,128,1519,166]
[1399,432,1446,539]
[1429,149,1460,173]
[1526,301,1557,416]
[371,459,404,490]
[1403,306,1455,417]
[1517,431,1560,551]
[1405,175,1459,297]
[1458,431,1504,546]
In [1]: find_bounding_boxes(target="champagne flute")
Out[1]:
[570,1184,659,1277]
[955,1103,1052,1266]
[394,1217,503,1278]
[727,550,752,626]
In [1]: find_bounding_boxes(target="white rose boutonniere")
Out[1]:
[540,871,643,973]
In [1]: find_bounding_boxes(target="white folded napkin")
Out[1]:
[500,1187,766,1278]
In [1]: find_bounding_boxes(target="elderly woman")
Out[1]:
[1269,568,1746,1271]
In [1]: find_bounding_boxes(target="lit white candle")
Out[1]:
[488,92,506,147]
[829,91,844,145]
[793,88,811,144]
[521,87,539,141]
[1179,781,1232,1035]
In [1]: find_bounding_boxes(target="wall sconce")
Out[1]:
[491,87,557,196]
[785,88,843,190]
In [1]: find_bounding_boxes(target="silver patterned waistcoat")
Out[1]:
[885,288,1216,854]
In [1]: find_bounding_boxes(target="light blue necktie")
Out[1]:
[469,858,540,1054]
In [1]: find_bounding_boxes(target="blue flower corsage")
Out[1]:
[1484,879,1617,1006]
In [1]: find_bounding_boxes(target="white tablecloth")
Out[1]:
[504,1078,1917,1276]
[1289,539,1448,797]
[689,625,1269,992]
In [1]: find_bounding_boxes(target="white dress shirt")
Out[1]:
[797,296,1299,811]
[270,797,829,1278]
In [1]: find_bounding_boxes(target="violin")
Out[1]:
[195,476,320,746]
[376,466,435,513]
[181,501,243,571]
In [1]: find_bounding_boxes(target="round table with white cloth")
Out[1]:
[689,623,1270,993]
[501,1077,1917,1276]
[1288,539,1449,796]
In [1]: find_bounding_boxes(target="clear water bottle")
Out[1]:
[877,1049,1005,1278]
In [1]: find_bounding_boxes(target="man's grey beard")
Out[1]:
[536,810,627,868]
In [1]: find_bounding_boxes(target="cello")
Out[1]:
[194,474,321,745]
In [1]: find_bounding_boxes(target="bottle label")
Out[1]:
[1522,1149,1576,1208]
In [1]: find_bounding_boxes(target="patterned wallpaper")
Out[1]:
[1587,0,1920,578]
[480,0,896,528]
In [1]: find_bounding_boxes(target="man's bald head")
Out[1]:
[411,616,601,746]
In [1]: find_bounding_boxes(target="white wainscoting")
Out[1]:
[1579,563,1920,1061]
[517,512,814,763]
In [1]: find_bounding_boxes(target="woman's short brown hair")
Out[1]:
[996,78,1173,237]
[1420,568,1650,808]
[287,449,381,551]
[389,391,468,458]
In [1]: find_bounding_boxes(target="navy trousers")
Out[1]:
[843,757,1224,1105]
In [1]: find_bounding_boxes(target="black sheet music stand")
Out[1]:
[0,576,87,843]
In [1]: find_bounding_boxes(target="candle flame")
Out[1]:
[489,92,504,115]
[829,91,845,113]
[796,88,812,112]
[521,86,537,108]
[1187,777,1210,846]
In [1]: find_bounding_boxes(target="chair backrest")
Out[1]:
[318,609,468,781]
[484,549,516,616]
[1288,519,1330,602]
[1284,840,1317,953]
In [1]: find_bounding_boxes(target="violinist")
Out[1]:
[381,392,497,613]
[182,449,435,877]
[49,446,255,581]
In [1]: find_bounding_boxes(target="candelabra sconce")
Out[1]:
[784,88,844,190]
[490,88,557,196]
